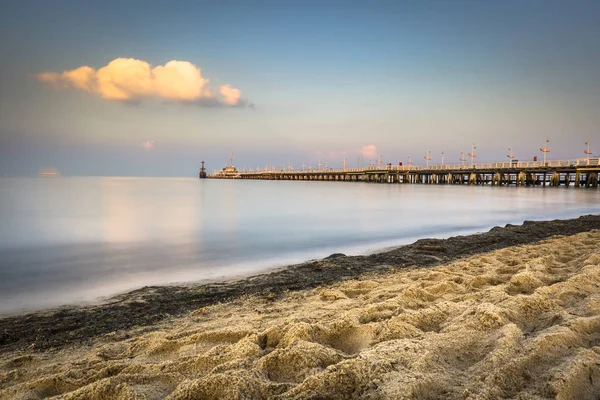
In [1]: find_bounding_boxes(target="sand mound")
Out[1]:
[1,231,600,399]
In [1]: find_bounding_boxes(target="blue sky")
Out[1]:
[0,0,599,176]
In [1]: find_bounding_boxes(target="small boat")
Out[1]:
[38,168,61,177]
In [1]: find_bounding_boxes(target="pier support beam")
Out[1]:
[526,173,535,186]
[492,172,504,186]
[468,173,477,185]
[587,172,598,188]
[550,172,560,186]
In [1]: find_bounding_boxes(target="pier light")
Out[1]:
[441,151,445,166]
[407,155,413,166]
[317,160,322,171]
[507,147,515,165]
[584,141,592,160]
[342,158,348,170]
[424,150,432,168]
[540,137,550,165]
[460,151,467,166]
[378,154,383,167]
[468,143,477,166]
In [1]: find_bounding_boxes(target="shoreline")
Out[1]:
[0,219,582,318]
[1,214,600,353]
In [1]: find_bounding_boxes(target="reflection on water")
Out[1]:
[99,178,203,244]
[0,177,599,315]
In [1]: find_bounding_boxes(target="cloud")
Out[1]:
[219,84,241,106]
[141,140,155,150]
[38,66,96,92]
[361,145,378,160]
[36,58,250,107]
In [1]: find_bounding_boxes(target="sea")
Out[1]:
[1,177,599,315]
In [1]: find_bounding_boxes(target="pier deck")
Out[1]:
[209,159,600,188]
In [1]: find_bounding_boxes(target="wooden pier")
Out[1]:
[209,159,600,188]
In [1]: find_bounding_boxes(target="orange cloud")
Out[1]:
[361,145,378,159]
[37,66,95,91]
[36,58,248,107]
[219,84,241,106]
[96,58,153,101]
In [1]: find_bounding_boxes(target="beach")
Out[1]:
[1,215,599,399]
[4,1,600,398]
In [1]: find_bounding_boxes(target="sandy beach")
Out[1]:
[1,216,599,399]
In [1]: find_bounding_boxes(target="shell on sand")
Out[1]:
[1,231,600,399]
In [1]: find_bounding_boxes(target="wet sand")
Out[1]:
[1,215,599,399]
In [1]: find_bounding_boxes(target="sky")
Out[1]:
[0,0,599,176]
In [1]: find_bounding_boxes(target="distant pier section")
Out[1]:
[209,159,600,188]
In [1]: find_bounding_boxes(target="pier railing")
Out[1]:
[229,158,598,175]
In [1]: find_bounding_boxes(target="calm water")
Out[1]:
[1,177,599,315]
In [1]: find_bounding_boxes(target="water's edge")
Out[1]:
[1,214,598,352]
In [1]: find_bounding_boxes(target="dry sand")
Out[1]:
[1,230,600,399]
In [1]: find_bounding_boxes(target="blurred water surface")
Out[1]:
[1,177,599,315]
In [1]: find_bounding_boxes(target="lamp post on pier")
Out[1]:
[584,141,592,160]
[407,155,413,168]
[468,143,477,167]
[460,152,467,166]
[540,137,550,165]
[441,151,445,167]
[424,150,432,168]
[507,147,515,165]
